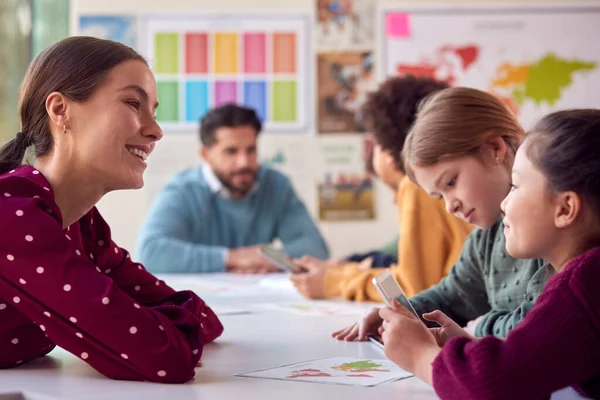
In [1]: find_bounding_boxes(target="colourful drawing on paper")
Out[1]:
[332,360,390,373]
[237,357,412,387]
[287,369,333,378]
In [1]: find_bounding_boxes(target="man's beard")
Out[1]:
[213,168,257,197]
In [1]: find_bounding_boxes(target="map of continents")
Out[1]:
[395,45,597,115]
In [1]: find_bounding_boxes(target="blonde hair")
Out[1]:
[402,87,525,182]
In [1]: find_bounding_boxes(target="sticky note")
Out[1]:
[386,13,411,38]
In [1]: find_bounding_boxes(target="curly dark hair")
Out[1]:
[363,75,448,173]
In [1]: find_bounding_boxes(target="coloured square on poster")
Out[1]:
[185,33,208,73]
[244,81,267,122]
[214,81,238,106]
[243,33,266,73]
[214,33,239,74]
[154,33,179,73]
[186,81,210,123]
[272,81,297,122]
[156,81,179,122]
[272,32,296,73]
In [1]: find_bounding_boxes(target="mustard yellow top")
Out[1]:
[323,176,473,301]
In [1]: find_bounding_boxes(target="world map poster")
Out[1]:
[380,5,600,128]
[236,357,412,386]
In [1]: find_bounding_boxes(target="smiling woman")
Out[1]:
[0,36,223,383]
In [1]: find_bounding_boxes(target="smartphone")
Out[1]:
[372,269,419,318]
[259,245,304,274]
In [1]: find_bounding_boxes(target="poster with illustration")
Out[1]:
[317,137,375,221]
[317,52,376,133]
[316,0,375,50]
[380,4,600,128]
[79,16,137,49]
[237,357,412,386]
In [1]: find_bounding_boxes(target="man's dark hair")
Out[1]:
[362,75,448,173]
[199,104,262,146]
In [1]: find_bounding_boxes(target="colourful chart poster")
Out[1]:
[380,4,600,128]
[140,14,310,132]
[79,16,137,49]
[317,52,376,133]
[236,357,412,386]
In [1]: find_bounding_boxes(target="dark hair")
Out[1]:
[362,75,448,173]
[0,36,146,175]
[199,104,262,147]
[526,109,600,219]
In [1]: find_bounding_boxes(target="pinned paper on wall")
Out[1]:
[79,15,138,49]
[380,5,600,128]
[385,13,411,38]
[140,14,310,132]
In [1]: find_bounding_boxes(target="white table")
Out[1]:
[0,274,438,400]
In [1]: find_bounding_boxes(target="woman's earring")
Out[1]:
[63,125,67,134]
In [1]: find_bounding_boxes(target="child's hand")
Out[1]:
[423,310,477,346]
[331,307,383,341]
[379,299,440,379]
[290,256,327,299]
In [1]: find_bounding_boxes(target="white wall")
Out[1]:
[72,0,599,260]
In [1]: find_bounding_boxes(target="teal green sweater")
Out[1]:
[410,220,554,338]
[136,165,329,273]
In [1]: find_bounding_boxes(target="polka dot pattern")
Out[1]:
[0,171,226,384]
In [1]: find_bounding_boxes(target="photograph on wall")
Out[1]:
[317,51,375,133]
[316,0,375,50]
[79,15,138,49]
[139,14,310,133]
[317,137,375,221]
[380,5,600,128]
